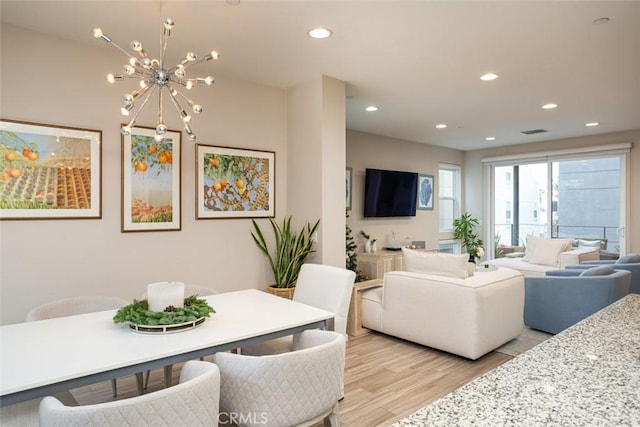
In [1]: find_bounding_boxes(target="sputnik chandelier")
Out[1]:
[92,18,219,142]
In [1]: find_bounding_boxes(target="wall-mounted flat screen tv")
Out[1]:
[364,168,418,217]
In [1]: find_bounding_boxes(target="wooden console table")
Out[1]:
[347,279,383,337]
[357,248,438,280]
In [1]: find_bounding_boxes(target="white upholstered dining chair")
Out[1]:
[214,329,345,427]
[242,263,355,356]
[25,296,140,396]
[38,360,220,427]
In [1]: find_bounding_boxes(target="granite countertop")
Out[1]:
[391,294,640,426]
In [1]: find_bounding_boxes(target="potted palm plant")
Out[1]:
[452,212,484,262]
[251,216,320,299]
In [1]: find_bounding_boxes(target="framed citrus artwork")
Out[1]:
[121,126,181,232]
[0,119,102,220]
[196,144,275,219]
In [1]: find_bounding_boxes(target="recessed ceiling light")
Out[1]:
[542,103,558,109]
[485,137,496,141]
[585,122,600,127]
[480,73,499,81]
[435,124,447,129]
[308,28,332,39]
[593,17,610,25]
[365,105,378,112]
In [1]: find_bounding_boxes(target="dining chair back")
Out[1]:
[242,263,355,357]
[214,329,345,427]
[39,360,220,427]
[25,296,136,396]
[26,296,129,322]
[292,263,356,336]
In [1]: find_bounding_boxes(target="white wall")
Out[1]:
[346,130,465,254]
[286,76,346,268]
[0,25,289,324]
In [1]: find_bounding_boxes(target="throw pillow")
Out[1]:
[579,266,615,276]
[576,239,602,248]
[521,235,539,262]
[616,253,640,264]
[528,238,574,267]
[402,248,472,279]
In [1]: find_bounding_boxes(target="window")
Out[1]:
[439,164,461,232]
[489,152,626,255]
[438,239,460,254]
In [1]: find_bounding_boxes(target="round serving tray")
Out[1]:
[128,317,205,334]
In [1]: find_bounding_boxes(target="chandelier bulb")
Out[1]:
[123,93,134,105]
[120,105,133,116]
[181,111,192,123]
[130,40,143,52]
[121,125,132,136]
[186,52,197,62]
[205,76,214,86]
[92,28,103,38]
[184,123,192,134]
[151,59,160,68]
[210,50,220,60]
[154,134,164,142]
[185,81,194,90]
[106,74,122,84]
[156,123,168,135]
[129,57,138,66]
[141,58,152,69]
[189,134,197,142]
[174,68,185,78]
[140,80,148,89]
[164,18,175,30]
[123,65,135,75]
[193,105,203,114]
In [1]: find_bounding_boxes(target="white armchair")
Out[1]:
[39,360,220,427]
[242,263,355,356]
[214,329,345,427]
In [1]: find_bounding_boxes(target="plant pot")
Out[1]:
[266,285,295,300]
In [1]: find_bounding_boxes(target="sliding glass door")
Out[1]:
[492,154,623,257]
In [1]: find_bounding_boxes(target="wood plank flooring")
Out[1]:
[70,331,512,426]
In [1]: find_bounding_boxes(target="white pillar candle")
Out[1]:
[147,282,185,312]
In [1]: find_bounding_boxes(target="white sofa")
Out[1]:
[487,237,599,277]
[360,250,524,360]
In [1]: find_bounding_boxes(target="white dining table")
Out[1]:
[0,289,334,407]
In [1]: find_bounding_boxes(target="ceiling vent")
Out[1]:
[521,129,548,135]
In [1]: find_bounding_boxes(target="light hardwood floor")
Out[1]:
[71,331,512,426]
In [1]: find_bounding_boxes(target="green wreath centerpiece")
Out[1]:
[113,295,215,326]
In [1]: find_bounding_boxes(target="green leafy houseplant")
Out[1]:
[452,212,484,259]
[346,210,366,282]
[251,216,320,288]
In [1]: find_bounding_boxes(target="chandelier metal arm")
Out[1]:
[125,85,158,130]
[166,87,191,129]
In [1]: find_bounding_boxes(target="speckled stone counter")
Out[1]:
[391,294,640,427]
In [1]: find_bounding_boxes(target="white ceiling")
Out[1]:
[2,0,640,151]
